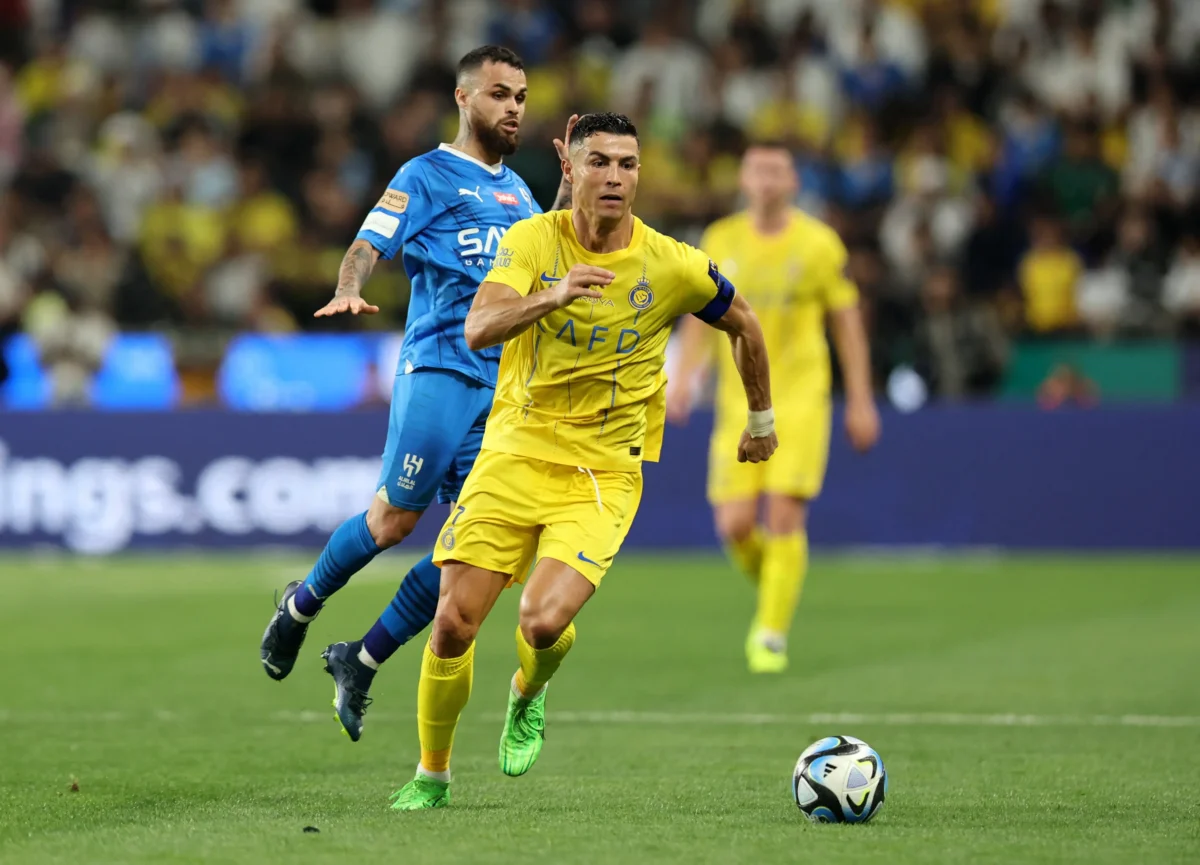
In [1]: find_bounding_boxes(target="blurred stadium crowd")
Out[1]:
[0,0,1199,405]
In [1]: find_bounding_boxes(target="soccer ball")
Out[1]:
[792,735,887,824]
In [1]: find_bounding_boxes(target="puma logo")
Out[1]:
[458,186,483,202]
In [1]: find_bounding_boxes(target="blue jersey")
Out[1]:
[356,144,542,386]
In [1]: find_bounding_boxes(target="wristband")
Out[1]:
[748,408,775,438]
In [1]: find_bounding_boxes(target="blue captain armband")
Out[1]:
[693,260,736,323]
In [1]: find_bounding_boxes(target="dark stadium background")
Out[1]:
[2,0,1197,551]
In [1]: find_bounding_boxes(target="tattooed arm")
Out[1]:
[709,293,776,464]
[550,177,573,211]
[314,240,382,317]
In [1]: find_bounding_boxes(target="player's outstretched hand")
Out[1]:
[737,429,778,464]
[313,295,381,318]
[845,397,881,453]
[553,264,613,308]
[553,114,580,164]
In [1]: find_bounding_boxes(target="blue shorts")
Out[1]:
[377,368,494,510]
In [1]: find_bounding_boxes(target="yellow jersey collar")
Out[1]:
[563,210,645,266]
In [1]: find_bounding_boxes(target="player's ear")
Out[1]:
[563,153,576,185]
[453,86,469,111]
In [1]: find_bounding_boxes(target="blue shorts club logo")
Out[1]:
[628,279,653,311]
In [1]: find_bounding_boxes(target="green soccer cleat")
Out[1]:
[498,684,547,777]
[746,631,788,674]
[389,774,450,811]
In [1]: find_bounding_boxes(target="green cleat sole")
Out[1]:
[332,696,351,738]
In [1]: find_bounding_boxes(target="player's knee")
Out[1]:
[519,614,568,650]
[518,598,572,650]
[764,496,807,536]
[715,509,757,545]
[430,600,479,657]
[366,498,420,548]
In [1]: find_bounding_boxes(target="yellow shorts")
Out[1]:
[431,449,643,586]
[707,398,831,504]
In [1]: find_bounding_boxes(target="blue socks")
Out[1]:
[361,553,441,664]
[296,512,381,617]
[292,511,440,668]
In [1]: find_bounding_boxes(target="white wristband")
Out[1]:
[748,408,775,438]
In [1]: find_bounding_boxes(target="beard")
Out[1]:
[474,114,520,157]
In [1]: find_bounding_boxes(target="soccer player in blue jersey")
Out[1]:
[260,46,576,740]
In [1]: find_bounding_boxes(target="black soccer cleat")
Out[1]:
[260,580,315,681]
[321,641,376,742]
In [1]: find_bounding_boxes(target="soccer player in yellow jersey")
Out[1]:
[667,142,880,674]
[388,113,777,810]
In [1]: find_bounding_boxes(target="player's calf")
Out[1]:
[748,499,809,674]
[714,499,765,584]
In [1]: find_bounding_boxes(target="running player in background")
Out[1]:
[667,142,880,674]
[387,112,776,810]
[259,46,576,741]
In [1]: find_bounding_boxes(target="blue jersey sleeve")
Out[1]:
[355,163,434,261]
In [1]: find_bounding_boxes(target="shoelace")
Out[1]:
[346,686,373,716]
[516,703,544,737]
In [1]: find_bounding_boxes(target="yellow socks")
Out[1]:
[725,528,764,584]
[514,622,576,697]
[416,625,577,775]
[417,640,475,774]
[755,531,808,639]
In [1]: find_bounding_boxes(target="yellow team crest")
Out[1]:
[628,277,654,311]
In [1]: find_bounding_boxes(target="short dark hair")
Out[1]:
[569,112,640,148]
[457,45,524,82]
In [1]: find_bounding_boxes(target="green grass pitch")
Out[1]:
[2,551,1199,864]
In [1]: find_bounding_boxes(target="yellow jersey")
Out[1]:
[701,209,856,420]
[1019,247,1081,333]
[483,209,733,471]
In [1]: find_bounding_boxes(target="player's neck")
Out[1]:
[448,133,503,170]
[749,205,792,236]
[572,208,634,254]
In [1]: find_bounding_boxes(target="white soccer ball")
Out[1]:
[792,735,887,824]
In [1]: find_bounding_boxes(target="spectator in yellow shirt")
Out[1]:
[1019,216,1083,334]
[228,159,297,255]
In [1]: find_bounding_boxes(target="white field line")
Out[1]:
[2,709,1198,728]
